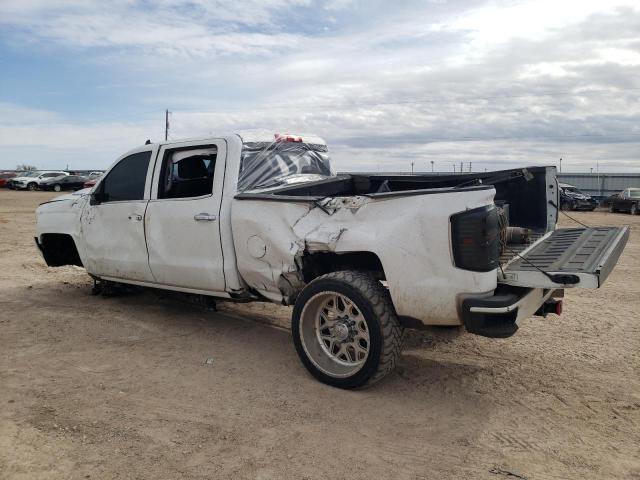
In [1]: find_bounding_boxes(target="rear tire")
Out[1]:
[292,270,403,389]
[53,184,62,192]
[609,203,616,213]
[632,204,639,216]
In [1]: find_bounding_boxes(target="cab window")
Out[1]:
[158,146,216,199]
[100,151,151,202]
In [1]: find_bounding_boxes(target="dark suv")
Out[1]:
[559,183,597,211]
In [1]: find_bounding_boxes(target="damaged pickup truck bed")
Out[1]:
[35,132,629,388]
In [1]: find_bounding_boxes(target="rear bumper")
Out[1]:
[461,287,558,338]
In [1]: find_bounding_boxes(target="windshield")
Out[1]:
[21,171,39,177]
[238,140,333,192]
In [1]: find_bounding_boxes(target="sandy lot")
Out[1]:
[0,189,638,480]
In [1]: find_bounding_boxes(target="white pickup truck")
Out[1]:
[35,133,629,388]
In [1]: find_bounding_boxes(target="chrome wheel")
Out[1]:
[299,291,370,378]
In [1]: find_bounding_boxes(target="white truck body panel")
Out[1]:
[232,187,497,325]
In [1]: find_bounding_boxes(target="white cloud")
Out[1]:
[1,0,639,171]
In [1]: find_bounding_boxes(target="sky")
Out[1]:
[0,0,639,173]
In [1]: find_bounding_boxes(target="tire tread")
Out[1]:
[301,270,403,388]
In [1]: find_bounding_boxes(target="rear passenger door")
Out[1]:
[145,139,227,293]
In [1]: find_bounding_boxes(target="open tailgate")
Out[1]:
[499,226,629,289]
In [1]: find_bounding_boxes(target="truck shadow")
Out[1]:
[7,280,502,408]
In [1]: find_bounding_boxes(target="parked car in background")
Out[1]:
[10,171,69,190]
[602,193,617,207]
[8,171,38,189]
[559,183,597,211]
[608,188,640,215]
[0,171,17,188]
[83,172,103,189]
[39,175,88,192]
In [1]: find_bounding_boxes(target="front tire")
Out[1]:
[53,184,62,192]
[27,182,38,191]
[632,203,639,216]
[609,203,616,213]
[292,270,403,389]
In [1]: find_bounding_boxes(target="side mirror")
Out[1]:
[90,192,106,205]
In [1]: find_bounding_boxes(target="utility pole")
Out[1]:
[453,163,456,173]
[165,109,170,141]
[410,161,414,173]
[430,160,434,172]
[469,162,472,172]
[590,167,593,174]
[460,161,463,173]
[559,157,562,173]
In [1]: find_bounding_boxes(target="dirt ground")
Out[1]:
[0,189,638,480]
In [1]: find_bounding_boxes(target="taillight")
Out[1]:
[450,205,500,272]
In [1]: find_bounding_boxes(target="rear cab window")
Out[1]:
[238,137,333,192]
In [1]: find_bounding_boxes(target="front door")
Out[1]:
[80,148,156,283]
[144,139,226,293]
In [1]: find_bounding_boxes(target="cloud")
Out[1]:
[0,0,639,172]
[0,0,310,57]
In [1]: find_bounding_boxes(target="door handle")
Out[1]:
[194,213,217,221]
[128,214,143,221]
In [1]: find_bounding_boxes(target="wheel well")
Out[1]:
[39,234,83,267]
[300,251,386,283]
